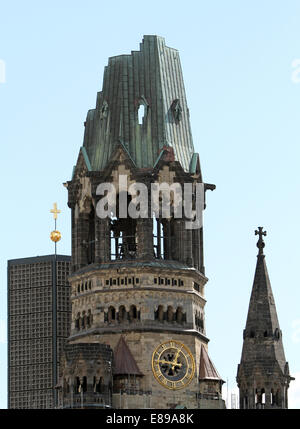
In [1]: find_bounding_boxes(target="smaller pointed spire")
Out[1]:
[199,344,224,381]
[113,336,143,376]
[255,226,267,255]
[236,227,294,409]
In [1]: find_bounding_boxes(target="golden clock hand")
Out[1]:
[174,348,181,361]
[156,359,173,366]
[171,347,182,369]
[171,363,182,371]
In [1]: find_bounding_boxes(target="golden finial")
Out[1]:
[50,203,61,244]
[50,230,61,242]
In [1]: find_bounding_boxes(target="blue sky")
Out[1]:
[1,0,300,408]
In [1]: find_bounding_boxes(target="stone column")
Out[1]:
[183,220,193,266]
[265,386,271,409]
[248,388,255,409]
[192,227,200,271]
[136,187,153,259]
[70,206,76,272]
[87,375,94,394]
[76,212,90,268]
[173,219,182,262]
[96,217,111,262]
[136,217,153,258]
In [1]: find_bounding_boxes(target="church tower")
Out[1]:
[58,35,224,409]
[237,227,294,409]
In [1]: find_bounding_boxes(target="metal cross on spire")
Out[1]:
[255,226,267,255]
[50,202,61,221]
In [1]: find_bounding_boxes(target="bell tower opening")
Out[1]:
[110,192,137,260]
[153,216,176,260]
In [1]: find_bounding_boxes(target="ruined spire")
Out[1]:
[81,35,198,172]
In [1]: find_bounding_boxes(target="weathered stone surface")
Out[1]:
[60,36,223,410]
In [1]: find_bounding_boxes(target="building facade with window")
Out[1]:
[7,254,71,408]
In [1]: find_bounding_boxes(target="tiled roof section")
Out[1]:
[113,336,143,376]
[199,344,223,381]
[82,35,196,172]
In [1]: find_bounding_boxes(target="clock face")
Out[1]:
[152,340,195,390]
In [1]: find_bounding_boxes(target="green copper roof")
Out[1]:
[81,146,92,171]
[82,35,196,172]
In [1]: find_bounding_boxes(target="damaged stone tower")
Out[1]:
[58,35,225,409]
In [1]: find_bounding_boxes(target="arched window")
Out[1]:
[255,388,266,408]
[118,305,127,322]
[271,388,280,406]
[167,306,174,322]
[108,306,116,322]
[129,305,137,321]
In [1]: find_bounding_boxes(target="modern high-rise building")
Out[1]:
[7,254,71,409]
